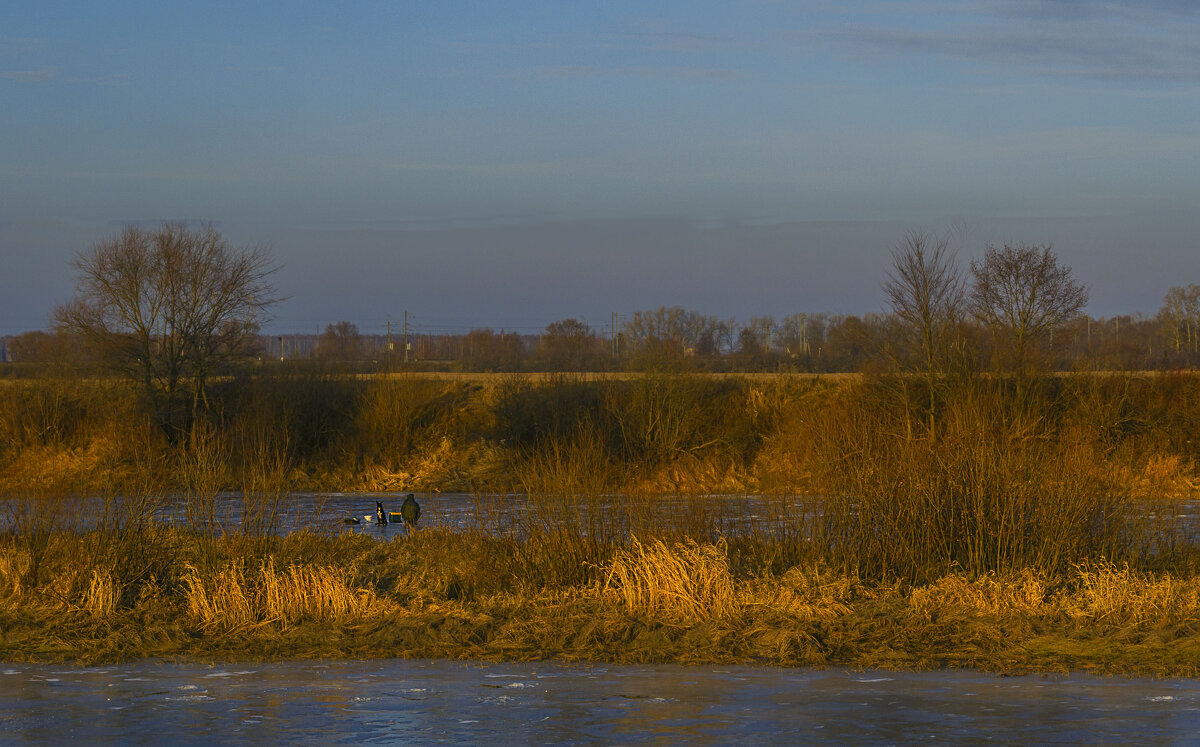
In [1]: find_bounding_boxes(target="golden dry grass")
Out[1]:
[908,570,1050,621]
[602,536,737,624]
[181,563,256,630]
[4,524,1200,673]
[0,548,30,601]
[751,565,857,621]
[181,558,394,631]
[1067,561,1200,624]
[80,568,120,617]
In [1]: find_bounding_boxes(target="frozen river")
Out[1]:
[5,491,1197,546]
[2,659,1199,744]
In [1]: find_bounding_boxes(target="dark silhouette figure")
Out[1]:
[400,493,420,531]
[376,501,388,526]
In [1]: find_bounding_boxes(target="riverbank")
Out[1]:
[3,371,1199,500]
[3,525,1200,676]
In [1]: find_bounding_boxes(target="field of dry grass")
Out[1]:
[3,523,1200,674]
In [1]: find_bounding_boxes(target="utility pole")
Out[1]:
[611,312,619,360]
[404,310,409,363]
[386,319,392,371]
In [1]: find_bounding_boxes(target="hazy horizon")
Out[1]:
[4,2,1200,335]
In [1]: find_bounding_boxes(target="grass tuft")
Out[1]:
[603,536,737,624]
[182,558,393,631]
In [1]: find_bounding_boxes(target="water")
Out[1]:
[6,492,1197,546]
[1,491,819,540]
[2,659,1198,744]
[4,497,1199,742]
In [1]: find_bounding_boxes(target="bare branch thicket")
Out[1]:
[55,222,277,438]
[882,232,966,434]
[737,316,778,358]
[884,232,966,374]
[622,306,728,364]
[969,243,1088,376]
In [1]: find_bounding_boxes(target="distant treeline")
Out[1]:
[5,297,1200,374]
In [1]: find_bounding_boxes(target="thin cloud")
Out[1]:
[972,0,1200,22]
[94,73,132,87]
[108,219,223,230]
[2,66,58,82]
[822,3,1200,83]
[544,64,744,81]
[622,30,738,53]
[0,37,44,57]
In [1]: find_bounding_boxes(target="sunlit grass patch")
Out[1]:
[752,565,857,621]
[182,558,393,631]
[80,568,120,618]
[908,570,1050,622]
[0,547,31,600]
[260,559,392,625]
[182,563,256,630]
[602,536,737,624]
[1067,560,1200,625]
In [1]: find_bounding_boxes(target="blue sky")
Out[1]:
[3,1,1199,335]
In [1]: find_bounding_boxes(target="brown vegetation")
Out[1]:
[1,368,1198,502]
[4,515,1200,674]
[3,360,1200,670]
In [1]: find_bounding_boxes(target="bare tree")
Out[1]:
[1160,284,1200,362]
[969,243,1088,376]
[535,318,602,371]
[883,232,965,433]
[55,222,276,438]
[623,306,724,366]
[739,316,778,360]
[317,321,363,361]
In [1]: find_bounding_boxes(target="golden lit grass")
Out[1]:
[1068,561,1200,624]
[1118,454,1200,500]
[182,558,394,631]
[6,524,1200,673]
[81,568,120,617]
[181,563,255,629]
[908,570,1050,621]
[0,547,30,600]
[900,564,1200,629]
[752,565,857,621]
[513,428,614,497]
[602,537,737,624]
[0,546,117,618]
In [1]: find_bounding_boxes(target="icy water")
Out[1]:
[7,491,1198,545]
[144,491,814,540]
[2,660,1199,744]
